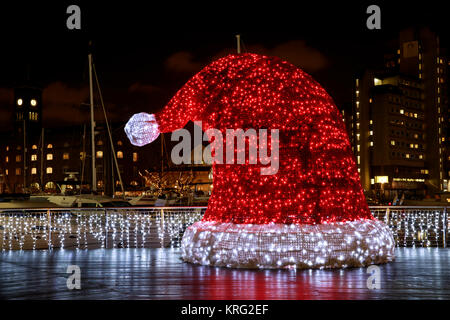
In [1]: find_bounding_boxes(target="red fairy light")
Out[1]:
[154,53,372,225]
[127,53,395,269]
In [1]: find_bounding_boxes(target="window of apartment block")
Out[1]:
[133,152,138,162]
[117,151,123,159]
[47,154,53,160]
[16,155,22,162]
[46,167,53,174]
[96,151,103,158]
[15,168,21,175]
[31,154,37,161]
[63,153,70,160]
[31,168,37,175]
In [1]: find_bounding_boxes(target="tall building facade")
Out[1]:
[349,28,449,200]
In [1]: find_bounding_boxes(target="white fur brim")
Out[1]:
[181,219,395,269]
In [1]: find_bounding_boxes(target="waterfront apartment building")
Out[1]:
[0,86,212,195]
[346,27,449,200]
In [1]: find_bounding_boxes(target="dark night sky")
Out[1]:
[0,1,449,131]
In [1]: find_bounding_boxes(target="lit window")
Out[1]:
[406,154,410,159]
[46,167,53,174]
[97,140,103,146]
[97,180,104,188]
[369,131,373,136]
[369,98,373,103]
[30,99,37,107]
[31,168,37,175]
[391,140,395,146]
[17,98,23,106]
[133,152,138,162]
[96,151,103,158]
[419,154,423,159]
[375,176,388,183]
[370,178,375,185]
[6,146,9,151]
[369,141,374,147]
[117,151,123,159]
[31,154,37,161]
[5,156,9,163]
[47,154,53,161]
[16,155,22,162]
[15,168,21,175]
[400,109,404,114]
[374,78,382,86]
[5,169,8,175]
[47,144,53,149]
[63,153,70,160]
[80,152,86,160]
[117,140,123,146]
[32,145,37,150]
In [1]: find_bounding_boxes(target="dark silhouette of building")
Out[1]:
[346,27,449,200]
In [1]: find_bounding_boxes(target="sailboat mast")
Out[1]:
[236,34,241,54]
[40,128,44,191]
[88,50,97,192]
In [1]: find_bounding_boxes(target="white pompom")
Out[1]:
[124,112,160,146]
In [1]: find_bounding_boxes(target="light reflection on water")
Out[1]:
[0,248,450,299]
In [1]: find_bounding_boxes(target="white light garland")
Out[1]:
[0,208,446,255]
[181,219,395,269]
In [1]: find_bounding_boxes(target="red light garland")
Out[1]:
[155,53,372,225]
[127,53,395,269]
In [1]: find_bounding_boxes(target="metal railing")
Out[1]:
[0,206,448,250]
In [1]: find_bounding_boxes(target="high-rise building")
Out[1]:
[349,27,448,201]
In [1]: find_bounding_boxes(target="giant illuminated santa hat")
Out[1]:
[125,53,395,269]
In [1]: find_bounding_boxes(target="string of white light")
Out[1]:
[181,219,395,269]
